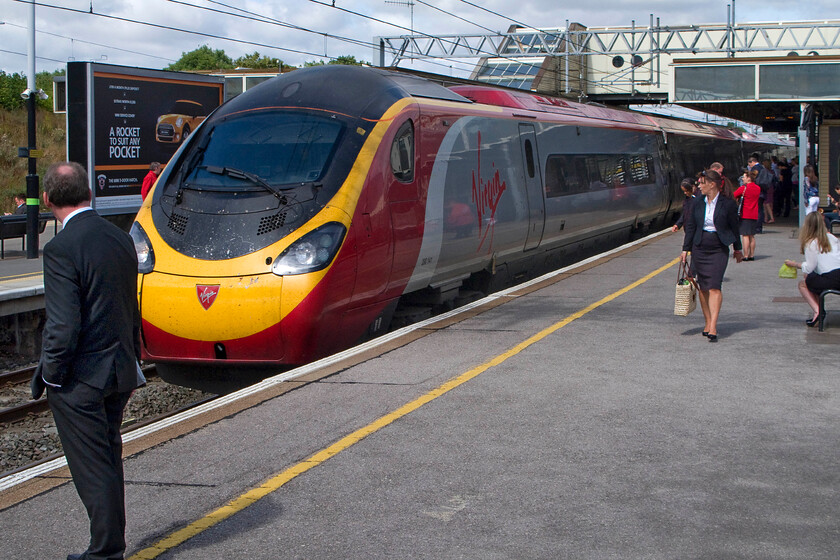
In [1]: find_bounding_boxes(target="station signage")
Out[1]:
[66,62,224,215]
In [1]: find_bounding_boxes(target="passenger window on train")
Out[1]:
[544,153,654,198]
[391,120,414,182]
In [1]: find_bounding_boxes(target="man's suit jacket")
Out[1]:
[682,194,743,252]
[14,203,25,214]
[32,210,141,399]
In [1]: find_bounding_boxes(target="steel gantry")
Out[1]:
[376,18,840,95]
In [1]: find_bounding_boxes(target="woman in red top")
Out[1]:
[733,168,762,261]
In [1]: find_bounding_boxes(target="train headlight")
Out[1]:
[130,222,155,274]
[271,222,346,276]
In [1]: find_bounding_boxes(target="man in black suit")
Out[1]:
[13,193,26,214]
[31,161,143,560]
[3,193,25,215]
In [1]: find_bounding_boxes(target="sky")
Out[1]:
[1,0,837,77]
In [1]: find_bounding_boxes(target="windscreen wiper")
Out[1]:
[204,166,286,201]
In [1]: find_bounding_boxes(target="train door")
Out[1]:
[519,124,545,250]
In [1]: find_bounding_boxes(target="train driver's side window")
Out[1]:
[391,120,415,183]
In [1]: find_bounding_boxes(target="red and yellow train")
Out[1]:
[130,65,780,390]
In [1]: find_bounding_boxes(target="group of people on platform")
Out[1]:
[674,156,840,341]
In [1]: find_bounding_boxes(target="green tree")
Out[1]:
[167,45,234,71]
[303,55,368,68]
[234,51,293,72]
[0,70,62,111]
[0,71,27,110]
[329,55,368,66]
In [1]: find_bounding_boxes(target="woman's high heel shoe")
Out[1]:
[707,334,718,342]
[805,312,826,327]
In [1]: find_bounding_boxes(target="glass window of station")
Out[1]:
[674,66,755,101]
[222,74,277,102]
[759,63,840,99]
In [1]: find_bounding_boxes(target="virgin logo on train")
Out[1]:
[196,285,220,310]
[471,131,507,252]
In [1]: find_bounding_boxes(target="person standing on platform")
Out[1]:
[748,155,771,232]
[31,161,143,560]
[710,162,734,198]
[734,169,762,261]
[784,212,840,327]
[777,159,793,218]
[680,169,743,342]
[671,178,696,232]
[140,161,161,201]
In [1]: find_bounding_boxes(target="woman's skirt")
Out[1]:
[692,231,729,291]
[739,218,758,236]
[805,267,840,295]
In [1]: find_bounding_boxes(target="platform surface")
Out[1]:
[1,220,838,560]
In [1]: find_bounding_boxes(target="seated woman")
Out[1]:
[784,212,840,326]
[822,188,840,232]
[803,165,820,215]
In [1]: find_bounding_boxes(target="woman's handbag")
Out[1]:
[736,195,744,218]
[674,257,697,316]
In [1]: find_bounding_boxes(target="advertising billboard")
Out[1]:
[66,62,224,215]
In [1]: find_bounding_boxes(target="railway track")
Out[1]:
[0,365,169,423]
[1,364,217,476]
[0,366,43,423]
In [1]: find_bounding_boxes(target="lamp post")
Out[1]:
[21,1,46,259]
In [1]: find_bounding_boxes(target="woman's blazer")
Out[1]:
[682,194,743,252]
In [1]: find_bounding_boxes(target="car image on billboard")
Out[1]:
[156,99,206,144]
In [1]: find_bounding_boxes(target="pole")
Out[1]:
[25,1,39,259]
[798,103,809,228]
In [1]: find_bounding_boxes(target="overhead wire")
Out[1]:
[413,0,499,34]
[0,47,66,64]
[12,0,327,59]
[168,0,374,51]
[308,0,556,78]
[455,0,542,32]
[181,0,477,73]
[311,0,630,96]
[0,19,175,63]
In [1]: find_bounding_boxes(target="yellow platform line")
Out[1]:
[129,257,679,560]
[0,272,43,283]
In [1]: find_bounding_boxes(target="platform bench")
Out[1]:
[818,289,840,332]
[0,213,54,259]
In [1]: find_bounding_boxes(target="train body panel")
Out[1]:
[129,65,785,386]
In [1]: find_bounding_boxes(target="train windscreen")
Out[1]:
[186,112,344,189]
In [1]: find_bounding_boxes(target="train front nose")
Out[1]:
[140,272,285,364]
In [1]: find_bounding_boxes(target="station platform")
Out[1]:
[1,220,838,559]
[0,225,55,316]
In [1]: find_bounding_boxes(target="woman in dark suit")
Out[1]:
[681,169,744,342]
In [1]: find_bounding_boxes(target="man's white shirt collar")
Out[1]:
[62,206,93,227]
